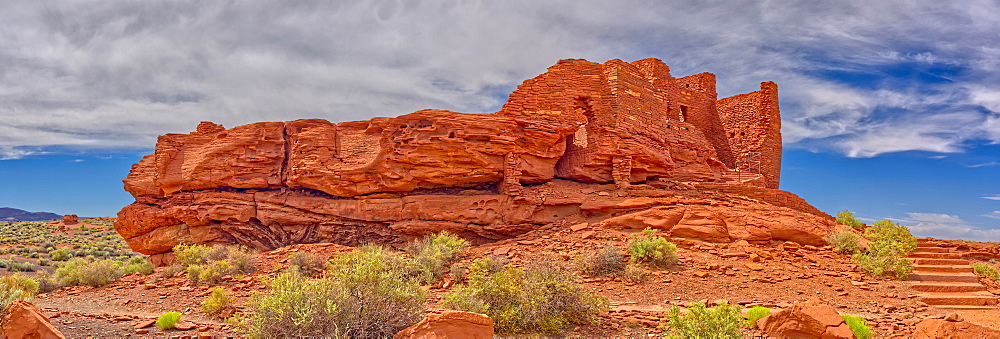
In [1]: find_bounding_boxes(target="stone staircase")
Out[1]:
[718,169,763,185]
[907,245,998,309]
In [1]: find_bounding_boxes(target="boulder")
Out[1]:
[61,214,78,224]
[394,310,493,339]
[757,297,853,339]
[0,300,66,339]
[913,318,1000,339]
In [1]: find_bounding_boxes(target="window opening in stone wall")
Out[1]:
[679,105,689,122]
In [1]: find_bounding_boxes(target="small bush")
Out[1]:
[406,231,471,285]
[0,259,34,272]
[745,306,770,328]
[242,246,425,338]
[865,220,917,253]
[837,210,863,229]
[588,248,625,277]
[161,264,184,278]
[174,244,257,283]
[122,256,154,275]
[443,257,608,334]
[853,242,914,280]
[663,301,743,339]
[33,273,62,293]
[842,314,873,339]
[827,231,862,254]
[628,227,678,267]
[972,263,1000,281]
[156,311,182,330]
[55,258,122,286]
[0,273,39,310]
[622,262,648,283]
[202,286,232,316]
[853,220,917,280]
[286,252,325,276]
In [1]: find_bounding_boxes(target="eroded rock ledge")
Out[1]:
[115,58,835,255]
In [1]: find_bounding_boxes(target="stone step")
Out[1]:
[919,293,997,306]
[910,282,988,293]
[912,265,974,273]
[908,252,962,259]
[915,247,951,253]
[908,272,981,283]
[928,305,999,310]
[907,258,970,266]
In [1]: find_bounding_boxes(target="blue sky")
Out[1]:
[1,1,999,240]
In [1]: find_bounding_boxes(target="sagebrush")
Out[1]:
[664,301,743,339]
[842,314,873,339]
[242,246,424,338]
[972,263,1000,281]
[442,257,608,334]
[628,227,678,267]
[406,231,470,285]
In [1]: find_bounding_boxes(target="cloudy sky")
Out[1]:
[1,0,999,240]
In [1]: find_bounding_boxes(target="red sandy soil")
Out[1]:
[30,224,1000,338]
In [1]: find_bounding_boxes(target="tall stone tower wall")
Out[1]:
[717,82,782,189]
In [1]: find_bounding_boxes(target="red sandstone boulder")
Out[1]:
[394,310,493,339]
[913,318,1000,339]
[757,297,854,338]
[61,214,78,224]
[1,300,66,339]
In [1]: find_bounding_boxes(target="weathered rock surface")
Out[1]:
[115,58,837,255]
[913,318,1000,339]
[1,300,66,339]
[757,297,854,338]
[394,310,494,339]
[61,214,78,224]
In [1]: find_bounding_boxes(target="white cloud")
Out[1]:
[981,195,1000,200]
[984,211,1000,219]
[0,146,39,160]
[898,212,1000,241]
[1,0,999,159]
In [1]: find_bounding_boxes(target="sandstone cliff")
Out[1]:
[115,58,835,255]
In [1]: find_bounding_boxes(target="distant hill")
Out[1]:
[0,207,61,221]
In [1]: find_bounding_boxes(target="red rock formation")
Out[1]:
[913,317,1000,339]
[394,310,494,339]
[115,58,836,255]
[61,214,78,224]
[756,297,854,338]
[0,300,66,339]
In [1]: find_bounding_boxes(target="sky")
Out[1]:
[1,0,999,240]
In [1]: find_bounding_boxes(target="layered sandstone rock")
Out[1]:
[756,297,854,338]
[394,310,494,339]
[913,317,1000,339]
[115,58,836,255]
[0,300,66,339]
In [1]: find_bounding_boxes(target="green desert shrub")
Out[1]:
[156,311,182,330]
[663,301,743,339]
[406,231,471,285]
[242,246,425,338]
[202,286,233,316]
[0,259,34,272]
[827,231,863,254]
[745,306,771,328]
[122,256,154,275]
[0,273,39,310]
[285,252,325,277]
[628,227,678,267]
[853,220,917,280]
[587,248,626,277]
[54,258,121,286]
[442,257,608,334]
[622,262,649,283]
[972,263,1000,281]
[842,314,873,339]
[836,210,863,229]
[173,244,257,283]
[865,220,917,253]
